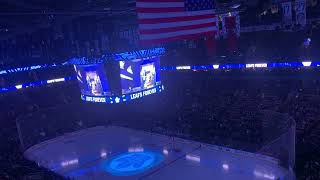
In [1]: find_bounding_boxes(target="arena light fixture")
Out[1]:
[162,148,169,155]
[101,150,107,158]
[302,61,312,67]
[15,85,22,89]
[213,65,219,69]
[222,163,229,170]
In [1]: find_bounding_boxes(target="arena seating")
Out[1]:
[1,29,320,179]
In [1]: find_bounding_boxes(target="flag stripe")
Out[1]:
[138,10,214,19]
[139,14,215,24]
[140,22,216,34]
[140,18,216,29]
[140,31,216,45]
[137,0,216,45]
[136,2,184,8]
[140,26,216,40]
[137,7,184,13]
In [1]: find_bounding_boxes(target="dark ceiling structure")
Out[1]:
[0,0,319,67]
[0,0,137,39]
[0,0,248,40]
[0,0,319,39]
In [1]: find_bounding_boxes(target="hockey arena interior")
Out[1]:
[1,0,320,180]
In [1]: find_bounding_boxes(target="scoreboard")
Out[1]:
[74,56,163,104]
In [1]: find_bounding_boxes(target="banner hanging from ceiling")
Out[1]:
[295,0,306,27]
[220,12,240,38]
[281,1,292,25]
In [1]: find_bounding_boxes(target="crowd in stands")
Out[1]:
[0,65,73,88]
[0,74,78,179]
[161,31,320,70]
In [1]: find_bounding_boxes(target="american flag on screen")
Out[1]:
[137,0,217,45]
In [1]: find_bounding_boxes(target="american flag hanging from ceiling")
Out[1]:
[137,0,217,45]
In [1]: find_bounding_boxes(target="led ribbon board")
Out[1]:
[2,61,319,94]
[161,61,320,71]
[81,84,164,104]
[0,76,75,93]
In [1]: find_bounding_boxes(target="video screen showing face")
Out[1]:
[140,63,156,89]
[119,57,161,94]
[74,65,110,96]
[85,71,103,96]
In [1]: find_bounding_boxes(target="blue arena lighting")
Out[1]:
[112,47,166,61]
[267,62,303,68]
[191,65,214,70]
[67,47,166,65]
[0,76,75,93]
[67,57,107,65]
[160,66,177,71]
[1,60,318,76]
[1,61,319,94]
[80,84,164,104]
[162,61,320,71]
[0,64,61,75]
[220,63,246,69]
[312,61,320,67]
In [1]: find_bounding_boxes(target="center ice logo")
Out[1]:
[103,151,164,176]
[113,153,152,170]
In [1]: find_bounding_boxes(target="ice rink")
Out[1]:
[24,126,290,180]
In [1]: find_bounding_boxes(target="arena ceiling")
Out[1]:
[0,0,264,40]
[0,0,137,39]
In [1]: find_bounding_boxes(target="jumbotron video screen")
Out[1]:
[74,64,111,96]
[119,56,161,94]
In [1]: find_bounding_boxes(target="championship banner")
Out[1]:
[220,15,227,38]
[295,0,306,27]
[220,12,240,38]
[235,12,241,37]
[282,1,292,24]
[224,15,238,53]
